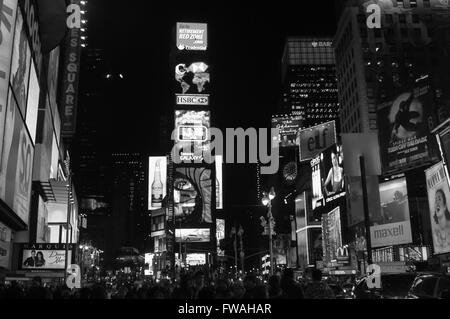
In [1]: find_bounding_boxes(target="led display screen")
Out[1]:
[176,22,208,51]
[175,228,210,243]
[20,244,74,270]
[148,157,167,210]
[271,115,302,148]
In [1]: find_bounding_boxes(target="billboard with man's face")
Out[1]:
[20,244,74,270]
[425,162,450,255]
[377,80,438,173]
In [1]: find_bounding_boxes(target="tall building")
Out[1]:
[281,37,340,129]
[333,0,450,271]
[110,153,147,267]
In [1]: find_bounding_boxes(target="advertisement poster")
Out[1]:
[175,228,210,243]
[327,207,342,262]
[425,162,450,255]
[148,157,167,210]
[308,227,323,266]
[296,230,308,269]
[311,156,323,210]
[47,46,60,111]
[20,244,74,270]
[176,22,208,51]
[215,155,223,209]
[0,0,18,160]
[271,115,302,148]
[174,167,212,224]
[370,178,413,248]
[0,93,34,225]
[377,80,437,173]
[10,9,31,116]
[299,121,336,162]
[216,219,225,256]
[175,110,210,162]
[0,221,12,269]
[175,61,210,95]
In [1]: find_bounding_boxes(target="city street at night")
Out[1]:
[1,0,450,314]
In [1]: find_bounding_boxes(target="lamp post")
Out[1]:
[262,187,276,276]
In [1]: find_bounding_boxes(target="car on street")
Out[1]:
[353,273,417,299]
[407,273,450,299]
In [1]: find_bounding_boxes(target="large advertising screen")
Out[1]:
[311,144,345,210]
[299,121,337,162]
[10,9,31,116]
[271,115,302,148]
[20,243,74,270]
[370,178,413,248]
[216,155,223,209]
[175,228,210,243]
[175,61,210,95]
[176,22,208,51]
[425,162,450,255]
[174,167,212,224]
[377,80,437,173]
[174,110,210,162]
[47,46,60,111]
[216,219,225,256]
[0,0,18,160]
[148,157,167,210]
[322,207,343,264]
[0,93,34,225]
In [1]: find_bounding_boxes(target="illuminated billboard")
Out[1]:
[176,94,209,106]
[175,110,210,162]
[176,22,208,51]
[175,228,210,243]
[425,162,450,255]
[144,253,154,276]
[215,155,223,209]
[20,243,74,270]
[186,253,206,266]
[271,115,302,148]
[370,178,413,248]
[0,0,18,160]
[148,157,167,210]
[377,80,438,173]
[216,219,225,256]
[0,93,34,225]
[322,207,342,264]
[299,121,336,162]
[174,167,212,224]
[311,144,345,210]
[0,221,12,269]
[175,61,210,95]
[10,9,31,116]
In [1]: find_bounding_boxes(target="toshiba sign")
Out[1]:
[176,94,209,106]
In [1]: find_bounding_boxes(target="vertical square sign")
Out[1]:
[176,22,208,51]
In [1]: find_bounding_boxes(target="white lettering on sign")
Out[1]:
[66,4,81,29]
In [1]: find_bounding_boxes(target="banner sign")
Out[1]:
[60,2,82,137]
[425,162,450,255]
[299,121,336,162]
[271,115,302,148]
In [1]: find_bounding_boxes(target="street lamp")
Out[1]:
[261,187,276,276]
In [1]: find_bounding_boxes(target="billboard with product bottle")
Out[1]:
[148,157,167,211]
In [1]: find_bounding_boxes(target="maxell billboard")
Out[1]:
[370,178,413,248]
[60,0,82,137]
[299,121,337,162]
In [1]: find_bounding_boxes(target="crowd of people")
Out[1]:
[0,269,339,299]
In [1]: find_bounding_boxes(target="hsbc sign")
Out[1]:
[176,94,209,106]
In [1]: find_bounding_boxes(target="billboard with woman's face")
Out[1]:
[426,162,450,255]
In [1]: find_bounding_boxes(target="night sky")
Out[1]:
[82,1,338,233]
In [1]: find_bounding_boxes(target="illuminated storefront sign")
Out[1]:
[176,94,209,106]
[299,121,336,162]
